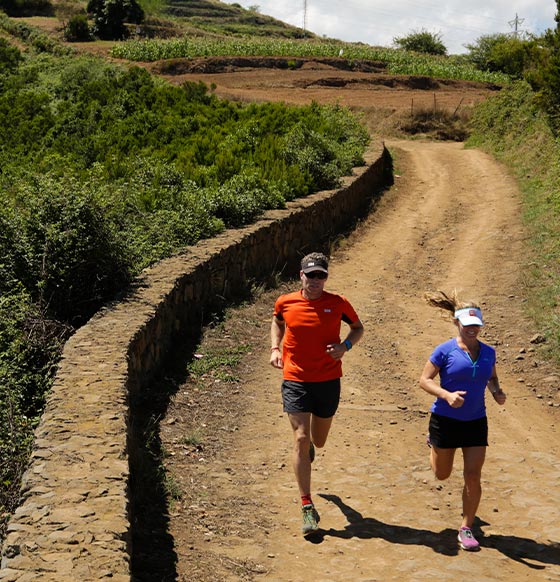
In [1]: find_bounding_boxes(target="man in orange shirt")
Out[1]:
[270,252,364,536]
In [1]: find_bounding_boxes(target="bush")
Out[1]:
[532,29,560,132]
[99,157,225,269]
[281,103,369,192]
[201,171,285,228]
[0,38,21,74]
[399,106,469,141]
[64,13,93,41]
[465,33,541,79]
[393,29,447,56]
[1,173,131,324]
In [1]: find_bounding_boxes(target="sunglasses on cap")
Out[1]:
[304,271,328,280]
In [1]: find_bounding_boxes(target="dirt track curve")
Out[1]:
[159,139,560,582]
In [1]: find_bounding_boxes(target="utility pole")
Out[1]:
[508,13,524,38]
[303,0,307,37]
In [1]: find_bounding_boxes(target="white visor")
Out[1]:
[454,307,484,326]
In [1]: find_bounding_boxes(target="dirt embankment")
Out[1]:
[148,56,500,118]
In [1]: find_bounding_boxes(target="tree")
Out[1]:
[531,0,560,131]
[87,0,144,40]
[465,33,541,79]
[393,29,447,56]
[465,33,511,71]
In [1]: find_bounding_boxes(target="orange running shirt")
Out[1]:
[273,290,359,382]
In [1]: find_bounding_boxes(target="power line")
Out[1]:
[508,13,525,38]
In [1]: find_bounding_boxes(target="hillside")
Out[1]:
[18,0,317,43]
[13,0,503,144]
[158,0,315,38]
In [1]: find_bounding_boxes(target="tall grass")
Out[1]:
[468,81,560,361]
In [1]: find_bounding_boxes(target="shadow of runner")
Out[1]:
[313,493,457,555]
[481,530,560,570]
[316,494,560,571]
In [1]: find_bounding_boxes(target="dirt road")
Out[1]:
[160,139,560,582]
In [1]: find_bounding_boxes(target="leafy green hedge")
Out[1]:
[0,42,369,537]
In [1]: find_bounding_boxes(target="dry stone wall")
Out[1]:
[0,143,392,581]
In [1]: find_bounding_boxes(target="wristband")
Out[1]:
[343,339,352,351]
[270,346,280,352]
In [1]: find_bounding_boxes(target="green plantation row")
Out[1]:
[110,37,511,85]
[0,39,369,538]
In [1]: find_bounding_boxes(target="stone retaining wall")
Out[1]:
[0,143,392,581]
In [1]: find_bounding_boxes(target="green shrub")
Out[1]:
[0,88,55,160]
[464,33,541,79]
[64,13,93,41]
[1,173,131,324]
[201,171,285,228]
[0,38,21,75]
[281,103,369,192]
[393,29,447,56]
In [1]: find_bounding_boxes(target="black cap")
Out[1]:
[301,256,328,274]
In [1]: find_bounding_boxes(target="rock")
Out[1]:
[541,375,560,387]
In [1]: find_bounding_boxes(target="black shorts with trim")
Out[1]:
[429,413,488,449]
[281,379,341,418]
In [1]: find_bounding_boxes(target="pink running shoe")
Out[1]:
[458,527,480,551]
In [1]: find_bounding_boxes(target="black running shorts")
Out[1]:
[281,379,341,418]
[429,413,488,448]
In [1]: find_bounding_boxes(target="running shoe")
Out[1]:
[302,503,320,535]
[458,527,480,551]
[309,442,315,463]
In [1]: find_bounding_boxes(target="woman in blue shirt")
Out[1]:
[419,290,507,551]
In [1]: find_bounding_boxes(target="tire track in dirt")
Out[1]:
[163,140,560,582]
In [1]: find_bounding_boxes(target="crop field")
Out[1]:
[110,37,510,84]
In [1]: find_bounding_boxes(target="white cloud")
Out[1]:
[226,0,557,54]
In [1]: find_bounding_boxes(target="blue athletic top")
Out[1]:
[429,338,496,421]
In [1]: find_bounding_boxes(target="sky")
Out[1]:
[225,0,557,54]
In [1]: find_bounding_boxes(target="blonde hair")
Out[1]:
[424,289,481,322]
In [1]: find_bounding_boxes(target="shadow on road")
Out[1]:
[314,493,458,555]
[314,493,560,570]
[481,531,560,570]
